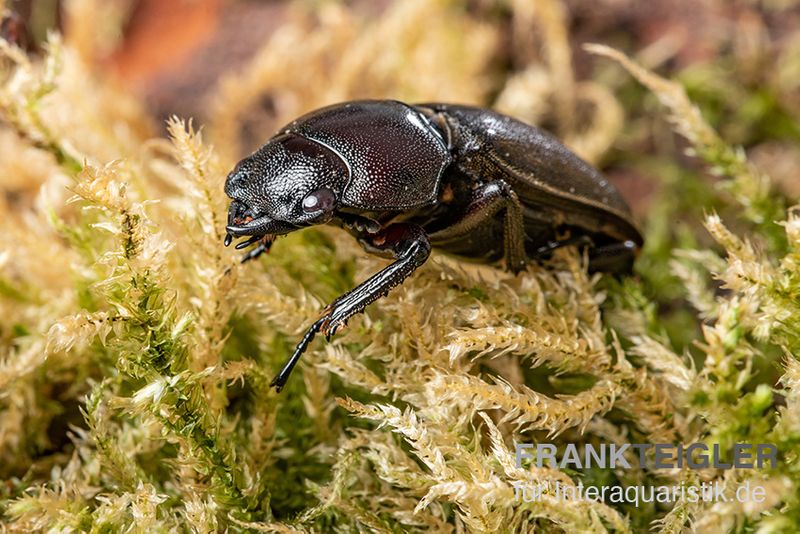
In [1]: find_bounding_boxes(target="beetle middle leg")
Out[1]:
[269,223,431,391]
[428,180,527,273]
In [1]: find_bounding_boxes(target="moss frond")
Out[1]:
[2,3,800,532]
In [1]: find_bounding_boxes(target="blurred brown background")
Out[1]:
[4,0,800,215]
[7,1,798,120]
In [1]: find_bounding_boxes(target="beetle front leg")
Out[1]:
[269,223,431,392]
[231,235,274,263]
[429,180,527,273]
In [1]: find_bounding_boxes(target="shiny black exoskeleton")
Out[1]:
[224,100,643,391]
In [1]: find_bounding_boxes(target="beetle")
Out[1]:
[224,100,642,391]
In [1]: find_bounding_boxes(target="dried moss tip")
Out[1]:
[2,3,800,533]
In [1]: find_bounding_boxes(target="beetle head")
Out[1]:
[224,134,350,245]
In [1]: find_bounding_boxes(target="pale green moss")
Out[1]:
[1,1,800,533]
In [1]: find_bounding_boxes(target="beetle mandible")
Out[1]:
[224,100,643,391]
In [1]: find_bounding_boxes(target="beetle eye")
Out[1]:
[302,188,336,213]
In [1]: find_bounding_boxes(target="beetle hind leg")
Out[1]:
[529,234,638,274]
[586,239,639,274]
[530,234,595,258]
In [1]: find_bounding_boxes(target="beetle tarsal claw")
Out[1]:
[318,313,346,340]
[325,320,345,340]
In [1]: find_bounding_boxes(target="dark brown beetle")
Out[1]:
[224,100,642,391]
